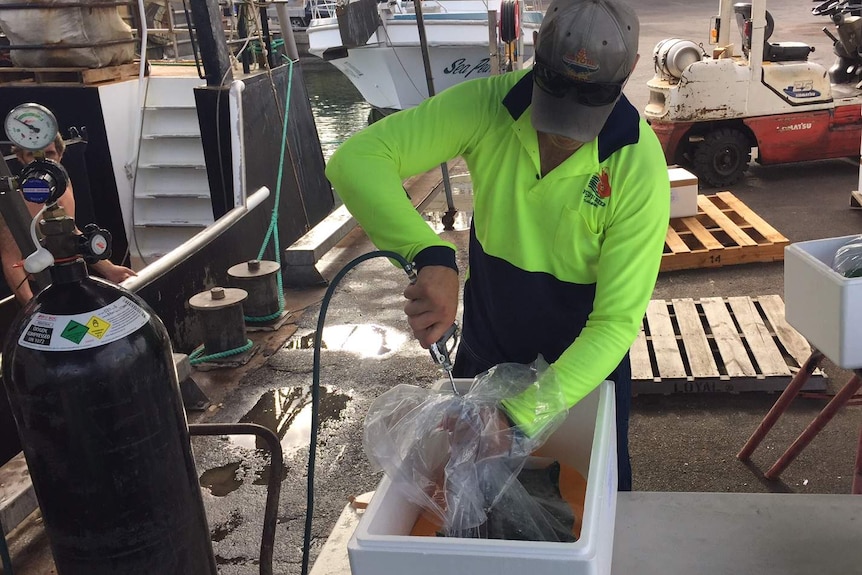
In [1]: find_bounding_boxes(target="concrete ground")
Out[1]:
[4,1,862,574]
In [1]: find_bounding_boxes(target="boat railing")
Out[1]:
[309,0,337,20]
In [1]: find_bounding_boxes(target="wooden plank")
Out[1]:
[699,297,757,377]
[696,198,758,247]
[681,214,724,250]
[661,193,788,273]
[715,191,787,243]
[672,298,720,378]
[645,300,687,379]
[0,63,139,85]
[757,294,816,368]
[727,296,790,376]
[630,322,654,381]
[665,226,690,254]
[81,62,139,84]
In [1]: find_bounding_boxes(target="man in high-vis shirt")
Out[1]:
[325,0,669,490]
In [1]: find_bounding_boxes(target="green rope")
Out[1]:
[245,58,294,324]
[189,339,254,365]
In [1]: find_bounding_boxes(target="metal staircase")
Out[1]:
[132,73,212,263]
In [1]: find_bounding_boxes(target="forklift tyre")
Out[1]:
[692,128,751,188]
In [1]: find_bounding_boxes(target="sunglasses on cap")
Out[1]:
[533,61,627,106]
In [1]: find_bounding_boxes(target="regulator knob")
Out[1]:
[79,223,112,264]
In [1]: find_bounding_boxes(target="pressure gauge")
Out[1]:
[4,103,59,151]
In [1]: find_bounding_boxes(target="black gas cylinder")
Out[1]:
[1,261,217,575]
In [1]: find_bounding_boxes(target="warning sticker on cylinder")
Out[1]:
[18,297,150,352]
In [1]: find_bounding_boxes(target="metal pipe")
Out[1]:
[413,0,456,219]
[121,186,270,293]
[7,39,137,50]
[0,170,50,291]
[273,0,300,61]
[189,422,282,575]
[229,80,247,210]
[737,349,825,461]
[765,371,862,479]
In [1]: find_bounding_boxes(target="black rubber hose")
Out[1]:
[189,422,283,575]
[300,250,414,575]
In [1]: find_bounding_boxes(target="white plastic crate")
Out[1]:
[668,167,698,219]
[348,379,618,575]
[784,235,862,369]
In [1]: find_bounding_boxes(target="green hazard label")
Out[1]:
[61,320,89,344]
[18,297,150,352]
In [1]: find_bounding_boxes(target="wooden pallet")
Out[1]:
[662,192,789,272]
[631,295,826,394]
[0,62,140,85]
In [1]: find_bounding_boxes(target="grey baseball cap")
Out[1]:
[531,0,639,142]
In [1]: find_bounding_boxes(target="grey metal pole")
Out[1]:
[414,0,457,230]
[273,0,300,61]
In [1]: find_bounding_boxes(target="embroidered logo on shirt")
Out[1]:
[583,169,611,207]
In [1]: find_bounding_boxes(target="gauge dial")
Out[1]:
[4,103,59,151]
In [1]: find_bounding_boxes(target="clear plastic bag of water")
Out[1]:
[362,358,575,541]
[832,236,862,278]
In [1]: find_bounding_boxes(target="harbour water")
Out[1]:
[301,57,371,161]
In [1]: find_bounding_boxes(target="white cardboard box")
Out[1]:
[785,236,862,369]
[348,380,618,575]
[668,167,698,219]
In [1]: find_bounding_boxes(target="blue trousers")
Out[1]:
[453,346,633,492]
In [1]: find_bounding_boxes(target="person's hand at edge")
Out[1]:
[403,264,459,348]
[91,260,137,284]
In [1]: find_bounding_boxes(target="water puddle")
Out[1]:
[284,323,408,358]
[421,180,474,232]
[199,385,351,497]
[215,555,250,566]
[211,510,243,542]
[422,209,473,232]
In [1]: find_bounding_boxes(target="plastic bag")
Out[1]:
[832,236,862,278]
[362,358,573,541]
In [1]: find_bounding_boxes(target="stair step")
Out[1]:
[145,76,202,108]
[132,227,206,261]
[134,221,210,228]
[139,138,205,166]
[141,134,201,140]
[142,108,200,137]
[135,166,209,196]
[137,193,211,199]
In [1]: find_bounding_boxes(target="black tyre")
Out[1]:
[692,128,751,187]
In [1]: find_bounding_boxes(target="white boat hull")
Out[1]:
[308,10,539,110]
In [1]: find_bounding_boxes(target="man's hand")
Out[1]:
[403,265,459,348]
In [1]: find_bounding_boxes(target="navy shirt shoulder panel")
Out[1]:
[597,95,641,162]
[501,72,641,161]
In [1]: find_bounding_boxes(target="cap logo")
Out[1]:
[562,49,599,78]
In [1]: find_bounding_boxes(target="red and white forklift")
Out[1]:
[645,0,862,187]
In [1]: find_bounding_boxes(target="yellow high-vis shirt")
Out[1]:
[326,69,670,437]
